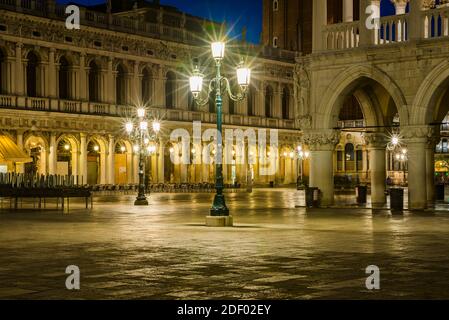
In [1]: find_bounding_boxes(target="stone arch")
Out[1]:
[412,60,449,125]
[320,65,408,129]
[24,134,49,176]
[86,136,108,185]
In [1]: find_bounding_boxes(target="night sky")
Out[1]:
[58,0,397,44]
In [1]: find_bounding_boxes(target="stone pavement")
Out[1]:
[0,189,449,300]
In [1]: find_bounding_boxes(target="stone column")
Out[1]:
[15,43,24,96]
[312,0,327,52]
[409,0,424,40]
[106,57,114,104]
[48,48,57,98]
[158,139,165,183]
[343,0,354,22]
[48,133,57,175]
[107,135,115,185]
[303,130,339,207]
[404,125,431,210]
[16,130,25,174]
[360,0,381,45]
[392,0,408,14]
[79,133,88,185]
[155,66,165,107]
[133,151,139,184]
[365,133,387,207]
[79,53,87,101]
[426,140,436,204]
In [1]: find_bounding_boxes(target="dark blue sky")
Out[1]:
[59,0,397,44]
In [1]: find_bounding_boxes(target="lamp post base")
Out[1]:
[206,215,233,227]
[134,198,149,206]
[210,194,229,216]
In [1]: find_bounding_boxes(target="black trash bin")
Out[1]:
[356,185,368,204]
[305,187,321,208]
[390,188,404,212]
[436,184,445,201]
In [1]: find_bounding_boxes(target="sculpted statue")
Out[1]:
[294,63,310,116]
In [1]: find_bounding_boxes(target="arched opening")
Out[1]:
[87,141,100,185]
[0,49,5,94]
[26,52,39,97]
[114,142,129,185]
[265,85,274,118]
[58,56,70,100]
[141,68,153,105]
[116,64,127,105]
[229,98,235,115]
[165,71,176,109]
[88,61,100,102]
[282,87,290,119]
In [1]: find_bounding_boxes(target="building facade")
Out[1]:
[0,0,301,187]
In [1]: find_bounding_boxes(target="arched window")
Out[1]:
[282,87,290,119]
[345,143,355,171]
[265,85,274,118]
[26,52,39,97]
[165,71,176,108]
[88,61,100,102]
[59,56,70,100]
[247,84,255,116]
[0,49,4,94]
[141,68,152,104]
[116,64,126,105]
[273,0,279,11]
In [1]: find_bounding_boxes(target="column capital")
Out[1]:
[363,132,389,149]
[302,129,340,151]
[402,125,435,144]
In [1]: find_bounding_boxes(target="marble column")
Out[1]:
[79,53,87,101]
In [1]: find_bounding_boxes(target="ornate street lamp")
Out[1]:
[125,107,160,206]
[189,41,251,218]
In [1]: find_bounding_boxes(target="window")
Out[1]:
[165,71,176,109]
[337,150,343,171]
[141,68,152,104]
[116,64,126,105]
[58,56,70,100]
[26,52,39,97]
[273,37,278,48]
[265,85,274,118]
[88,61,100,102]
[356,149,363,171]
[273,0,279,11]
